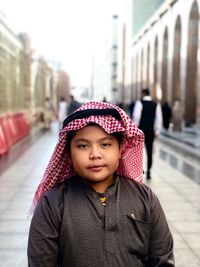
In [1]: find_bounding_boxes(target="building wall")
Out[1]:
[0,19,23,113]
[130,0,200,126]
[116,0,133,106]
[56,70,71,103]
[91,14,114,102]
[132,0,165,36]
[0,17,60,125]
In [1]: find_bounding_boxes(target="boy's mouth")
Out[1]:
[88,165,105,171]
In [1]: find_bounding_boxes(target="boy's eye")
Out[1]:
[101,143,111,148]
[77,144,88,149]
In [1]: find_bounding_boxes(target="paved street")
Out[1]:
[0,123,200,267]
[148,141,200,267]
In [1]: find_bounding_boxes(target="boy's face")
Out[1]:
[70,125,122,193]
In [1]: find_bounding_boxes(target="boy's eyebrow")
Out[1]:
[73,136,115,143]
[73,138,89,143]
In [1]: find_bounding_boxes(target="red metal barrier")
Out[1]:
[0,115,13,147]
[22,113,30,135]
[0,117,9,155]
[7,114,19,144]
[17,113,30,138]
[0,112,31,157]
[9,112,30,143]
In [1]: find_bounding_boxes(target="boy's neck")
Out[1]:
[85,176,114,194]
[92,184,110,194]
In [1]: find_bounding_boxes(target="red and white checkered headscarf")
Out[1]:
[32,101,144,209]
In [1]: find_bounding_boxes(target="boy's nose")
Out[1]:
[89,146,102,159]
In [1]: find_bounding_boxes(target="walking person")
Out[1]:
[57,96,68,129]
[28,101,174,267]
[43,97,55,129]
[67,95,81,115]
[132,88,163,180]
[129,101,135,120]
[162,101,172,130]
[172,99,183,132]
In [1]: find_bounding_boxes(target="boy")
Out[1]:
[28,101,174,267]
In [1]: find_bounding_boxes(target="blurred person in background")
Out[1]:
[129,101,135,120]
[172,99,183,132]
[67,95,81,115]
[162,101,172,131]
[102,96,107,102]
[57,96,68,129]
[132,88,163,180]
[43,97,55,129]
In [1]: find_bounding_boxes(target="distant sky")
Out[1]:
[0,0,120,86]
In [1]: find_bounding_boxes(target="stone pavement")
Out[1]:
[148,141,200,267]
[0,123,200,267]
[163,126,200,146]
[0,125,59,267]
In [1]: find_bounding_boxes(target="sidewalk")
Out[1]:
[160,127,200,161]
[0,124,59,267]
[0,123,200,266]
[149,141,200,267]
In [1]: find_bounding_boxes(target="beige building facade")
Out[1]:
[56,70,71,103]
[0,19,25,113]
[130,0,200,126]
[0,17,68,126]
